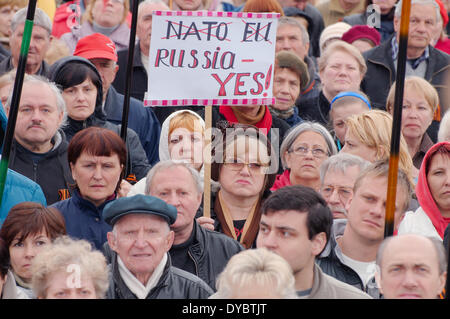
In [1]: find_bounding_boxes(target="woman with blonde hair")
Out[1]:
[386,76,439,169]
[210,248,297,299]
[298,40,367,126]
[341,109,417,182]
[31,236,109,299]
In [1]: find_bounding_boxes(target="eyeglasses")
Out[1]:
[321,185,353,200]
[288,146,327,158]
[223,160,269,174]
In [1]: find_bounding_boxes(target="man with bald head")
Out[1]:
[375,234,447,299]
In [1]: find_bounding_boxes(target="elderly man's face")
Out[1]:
[9,24,51,74]
[276,25,309,61]
[137,2,169,56]
[394,3,437,54]
[376,235,446,299]
[107,214,174,284]
[149,166,202,236]
[10,81,64,153]
[320,166,361,219]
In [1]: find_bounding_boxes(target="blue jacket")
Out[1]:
[104,86,160,165]
[0,105,46,225]
[51,189,115,251]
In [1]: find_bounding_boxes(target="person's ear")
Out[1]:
[107,231,117,252]
[165,230,175,251]
[311,232,327,257]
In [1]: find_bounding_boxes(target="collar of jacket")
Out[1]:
[71,188,116,217]
[110,251,171,299]
[104,86,123,122]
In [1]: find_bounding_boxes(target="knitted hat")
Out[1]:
[275,50,310,90]
[341,25,381,46]
[319,22,352,52]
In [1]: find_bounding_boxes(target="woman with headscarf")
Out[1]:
[398,141,450,241]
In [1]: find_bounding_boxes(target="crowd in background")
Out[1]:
[0,0,449,300]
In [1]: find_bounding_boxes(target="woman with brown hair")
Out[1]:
[209,123,277,248]
[0,202,66,298]
[51,126,126,251]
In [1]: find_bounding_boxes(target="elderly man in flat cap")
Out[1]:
[104,194,213,299]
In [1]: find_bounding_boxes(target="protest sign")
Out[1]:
[144,11,279,106]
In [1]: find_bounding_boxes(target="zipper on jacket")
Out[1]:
[33,162,38,181]
[187,250,199,276]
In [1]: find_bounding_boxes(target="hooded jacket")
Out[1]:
[398,141,450,240]
[48,56,151,180]
[127,109,206,196]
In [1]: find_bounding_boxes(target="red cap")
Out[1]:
[74,33,118,62]
[435,0,449,28]
[341,25,381,47]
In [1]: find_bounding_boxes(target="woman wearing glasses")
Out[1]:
[272,121,338,192]
[210,123,278,249]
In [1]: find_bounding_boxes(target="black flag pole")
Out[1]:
[384,0,411,238]
[120,0,139,141]
[0,0,37,208]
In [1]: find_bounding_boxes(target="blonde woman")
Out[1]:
[31,236,109,299]
[210,248,298,299]
[298,40,367,126]
[386,76,439,169]
[341,110,417,183]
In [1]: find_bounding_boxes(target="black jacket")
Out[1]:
[112,43,147,102]
[106,252,213,299]
[316,220,381,299]
[169,221,244,290]
[361,35,450,141]
[8,131,74,205]
[297,90,331,127]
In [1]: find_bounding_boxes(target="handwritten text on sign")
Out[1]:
[145,11,279,106]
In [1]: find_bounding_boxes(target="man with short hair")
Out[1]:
[145,160,244,290]
[5,75,73,205]
[276,17,321,104]
[0,7,52,76]
[278,0,325,58]
[74,32,161,164]
[362,0,450,141]
[104,194,213,299]
[319,153,370,219]
[375,234,447,299]
[317,160,413,298]
[256,185,371,299]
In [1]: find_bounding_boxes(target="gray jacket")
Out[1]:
[308,264,372,299]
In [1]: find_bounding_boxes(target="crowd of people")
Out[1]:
[0,0,449,300]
